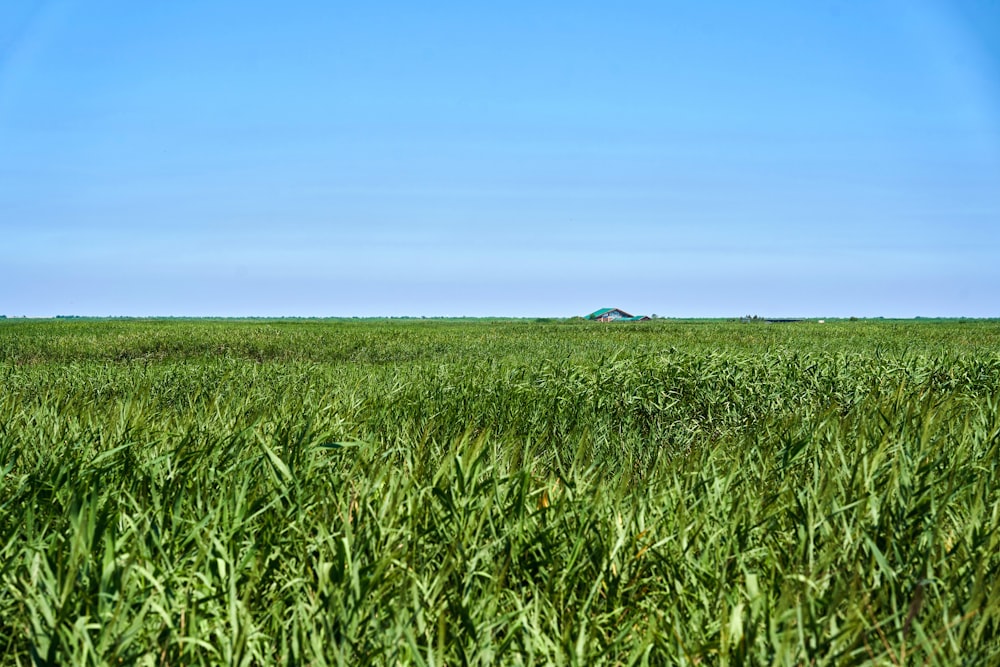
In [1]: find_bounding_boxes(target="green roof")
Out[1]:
[585,308,649,321]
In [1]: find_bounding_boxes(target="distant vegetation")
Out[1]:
[1,318,998,664]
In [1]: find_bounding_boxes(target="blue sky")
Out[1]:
[2,0,999,317]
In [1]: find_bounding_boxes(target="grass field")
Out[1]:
[1,318,999,665]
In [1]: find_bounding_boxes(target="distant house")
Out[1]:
[585,308,651,322]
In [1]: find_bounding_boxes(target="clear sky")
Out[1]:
[2,0,999,318]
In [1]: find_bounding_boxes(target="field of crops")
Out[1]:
[1,318,999,665]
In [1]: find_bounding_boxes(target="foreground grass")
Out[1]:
[1,319,999,664]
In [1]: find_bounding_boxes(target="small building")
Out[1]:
[585,308,651,322]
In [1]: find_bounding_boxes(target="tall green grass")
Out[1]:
[1,319,998,664]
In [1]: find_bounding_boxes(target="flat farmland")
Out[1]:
[1,318,999,665]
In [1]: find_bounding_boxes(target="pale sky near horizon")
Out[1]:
[2,1,999,318]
